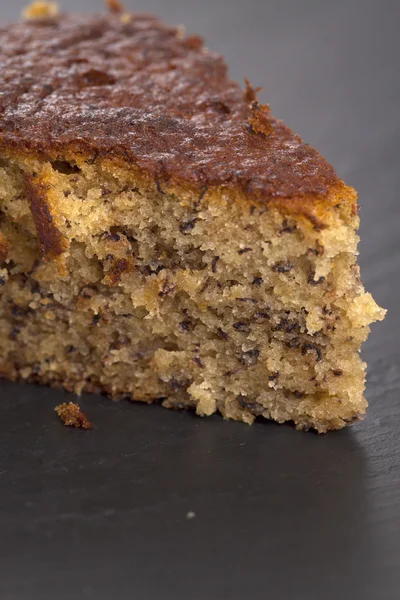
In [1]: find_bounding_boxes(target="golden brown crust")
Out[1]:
[96,156,357,230]
[24,173,66,259]
[0,11,342,208]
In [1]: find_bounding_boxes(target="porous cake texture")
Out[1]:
[0,3,385,431]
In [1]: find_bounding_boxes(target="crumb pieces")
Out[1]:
[248,102,274,137]
[186,511,196,519]
[22,1,58,20]
[55,402,93,429]
[105,0,123,13]
[243,78,263,104]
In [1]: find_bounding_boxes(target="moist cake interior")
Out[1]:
[0,155,384,432]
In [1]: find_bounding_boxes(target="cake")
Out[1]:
[0,2,385,432]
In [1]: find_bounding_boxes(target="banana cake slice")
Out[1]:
[0,2,385,431]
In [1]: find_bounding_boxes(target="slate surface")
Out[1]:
[0,0,399,598]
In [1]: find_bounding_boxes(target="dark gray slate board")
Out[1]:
[1,0,399,598]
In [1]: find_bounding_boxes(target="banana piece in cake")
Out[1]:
[0,2,385,432]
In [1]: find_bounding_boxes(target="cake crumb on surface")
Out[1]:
[55,402,93,430]
[22,1,58,20]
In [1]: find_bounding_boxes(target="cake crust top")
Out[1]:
[0,11,342,202]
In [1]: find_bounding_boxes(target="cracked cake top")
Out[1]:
[0,9,342,204]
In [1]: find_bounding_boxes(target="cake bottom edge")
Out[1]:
[0,360,366,434]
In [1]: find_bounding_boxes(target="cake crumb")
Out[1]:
[186,511,196,519]
[55,402,93,429]
[22,1,58,20]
